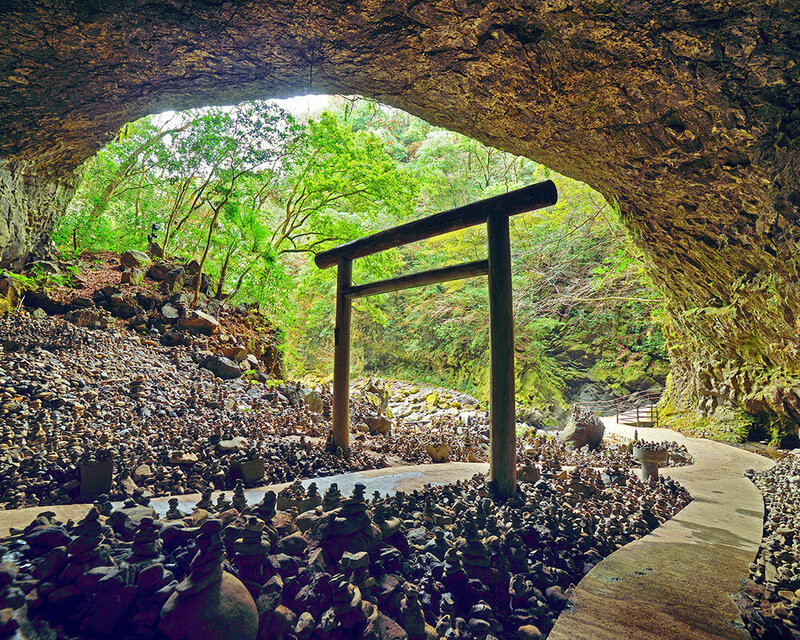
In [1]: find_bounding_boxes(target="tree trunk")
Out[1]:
[216,245,235,300]
[192,206,223,307]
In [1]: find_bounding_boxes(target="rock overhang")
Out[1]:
[0,0,798,438]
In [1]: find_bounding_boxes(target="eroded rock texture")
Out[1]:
[0,1,799,438]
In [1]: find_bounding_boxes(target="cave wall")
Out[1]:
[0,162,78,268]
[1,0,798,439]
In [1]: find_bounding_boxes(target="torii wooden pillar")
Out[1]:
[315,180,558,498]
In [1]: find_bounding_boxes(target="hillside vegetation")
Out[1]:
[53,97,667,425]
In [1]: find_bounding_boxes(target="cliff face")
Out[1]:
[1,0,798,439]
[0,162,77,268]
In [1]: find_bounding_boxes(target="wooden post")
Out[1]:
[332,258,352,449]
[487,211,516,498]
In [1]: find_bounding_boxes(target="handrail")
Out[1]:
[578,388,662,417]
[314,180,557,269]
[579,388,663,428]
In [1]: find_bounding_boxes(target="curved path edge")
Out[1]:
[549,419,773,640]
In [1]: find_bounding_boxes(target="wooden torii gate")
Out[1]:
[314,180,558,497]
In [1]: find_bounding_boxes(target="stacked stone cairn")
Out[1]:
[0,464,692,640]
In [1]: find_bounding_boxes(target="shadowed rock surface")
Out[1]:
[0,1,799,437]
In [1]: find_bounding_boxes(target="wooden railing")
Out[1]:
[315,180,558,497]
[578,388,662,428]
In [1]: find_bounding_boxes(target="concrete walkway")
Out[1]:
[0,462,488,536]
[550,419,773,640]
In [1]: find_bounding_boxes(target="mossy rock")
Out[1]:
[620,368,654,391]
[649,360,671,380]
[588,364,619,383]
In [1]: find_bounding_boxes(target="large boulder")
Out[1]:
[147,262,172,281]
[107,292,142,319]
[24,288,67,314]
[165,267,186,294]
[221,344,248,362]
[120,267,145,285]
[120,250,150,269]
[201,356,241,380]
[424,443,450,463]
[177,309,219,335]
[159,571,258,640]
[364,415,391,435]
[299,388,324,414]
[560,405,605,451]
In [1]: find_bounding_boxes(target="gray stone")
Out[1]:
[120,250,150,269]
[201,356,241,379]
[561,405,605,451]
[121,267,146,285]
[177,309,219,335]
[147,262,172,281]
[161,303,180,320]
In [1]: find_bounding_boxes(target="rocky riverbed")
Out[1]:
[0,466,692,640]
[737,453,800,639]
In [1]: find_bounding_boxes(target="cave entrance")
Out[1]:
[315,180,558,497]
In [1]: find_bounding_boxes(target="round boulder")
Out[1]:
[159,571,258,640]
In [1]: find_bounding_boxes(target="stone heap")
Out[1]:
[458,514,499,586]
[0,455,693,640]
[159,519,258,640]
[372,501,402,541]
[232,479,248,513]
[738,454,800,640]
[314,483,382,562]
[324,573,367,633]
[214,492,232,512]
[130,516,163,562]
[195,489,214,512]
[233,516,271,593]
[255,490,277,523]
[321,483,342,512]
[277,481,307,512]
[0,315,386,510]
[400,582,437,640]
[165,497,186,520]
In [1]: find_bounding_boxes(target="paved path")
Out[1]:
[0,462,488,536]
[550,419,773,640]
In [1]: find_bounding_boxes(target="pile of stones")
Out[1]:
[0,467,692,640]
[737,453,800,639]
[352,379,693,469]
[519,432,693,470]
[0,314,691,510]
[0,315,385,509]
[13,251,284,380]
